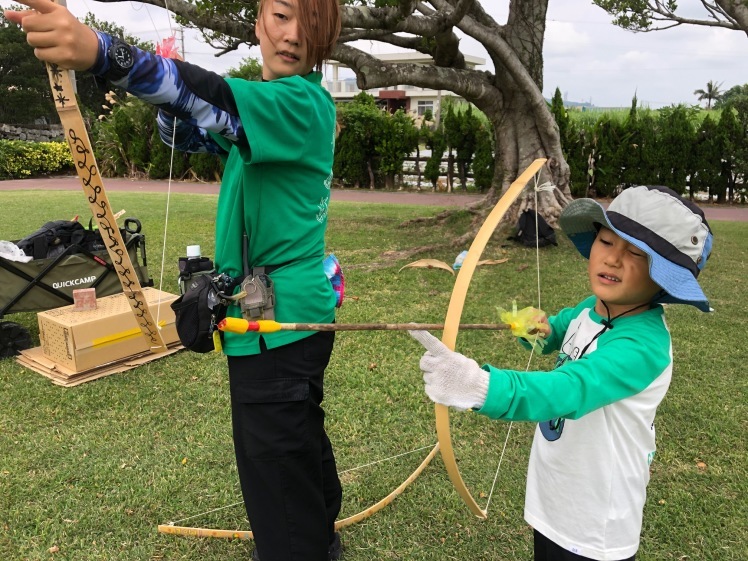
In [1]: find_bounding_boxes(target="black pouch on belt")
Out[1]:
[171,273,234,353]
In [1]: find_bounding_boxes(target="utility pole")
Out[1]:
[179,26,186,60]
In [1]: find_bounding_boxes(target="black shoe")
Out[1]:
[251,532,342,561]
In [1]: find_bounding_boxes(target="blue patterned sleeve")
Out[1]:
[89,32,244,154]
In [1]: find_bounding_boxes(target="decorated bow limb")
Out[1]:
[437,157,547,518]
[44,1,167,353]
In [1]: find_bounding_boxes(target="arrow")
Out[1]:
[217,318,513,334]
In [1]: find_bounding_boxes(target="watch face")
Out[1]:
[113,45,133,69]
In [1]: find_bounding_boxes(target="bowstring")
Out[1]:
[148,0,178,346]
[164,443,438,525]
[483,169,547,513]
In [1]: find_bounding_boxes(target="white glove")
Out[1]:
[409,330,489,411]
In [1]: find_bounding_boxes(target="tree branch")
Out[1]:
[593,0,746,35]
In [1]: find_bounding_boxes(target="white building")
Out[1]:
[323,53,486,119]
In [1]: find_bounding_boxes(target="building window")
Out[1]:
[417,100,434,116]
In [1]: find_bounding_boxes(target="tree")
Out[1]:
[376,109,419,189]
[549,88,570,143]
[715,83,748,110]
[455,106,480,190]
[0,11,56,123]
[594,0,748,35]
[98,0,571,237]
[442,103,459,192]
[718,101,748,202]
[424,124,447,191]
[691,115,724,201]
[657,105,697,195]
[226,57,263,81]
[334,92,385,189]
[472,123,495,191]
[693,80,723,109]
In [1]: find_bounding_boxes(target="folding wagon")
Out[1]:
[0,218,153,357]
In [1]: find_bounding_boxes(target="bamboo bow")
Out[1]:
[43,3,167,353]
[437,157,547,518]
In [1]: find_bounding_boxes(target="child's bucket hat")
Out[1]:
[559,185,713,312]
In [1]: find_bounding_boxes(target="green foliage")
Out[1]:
[618,95,658,188]
[592,0,656,31]
[147,124,176,180]
[559,97,746,200]
[335,95,421,189]
[589,114,628,197]
[226,57,263,81]
[189,152,224,182]
[715,83,748,110]
[424,124,447,188]
[691,115,725,201]
[0,11,56,123]
[472,123,495,191]
[657,105,697,194]
[91,93,220,181]
[453,106,479,189]
[550,88,570,142]
[0,140,73,178]
[718,102,748,202]
[376,109,419,188]
[334,93,386,188]
[693,80,723,110]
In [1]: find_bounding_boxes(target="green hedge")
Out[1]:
[0,140,74,179]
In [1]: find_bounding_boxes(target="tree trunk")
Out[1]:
[415,146,422,191]
[367,161,375,190]
[331,0,572,235]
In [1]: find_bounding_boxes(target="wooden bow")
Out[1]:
[43,5,167,353]
[436,158,547,518]
[157,159,547,539]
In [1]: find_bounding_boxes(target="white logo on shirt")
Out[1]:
[316,196,329,222]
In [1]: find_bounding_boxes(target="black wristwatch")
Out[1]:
[104,38,134,81]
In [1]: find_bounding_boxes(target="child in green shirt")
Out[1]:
[411,185,713,561]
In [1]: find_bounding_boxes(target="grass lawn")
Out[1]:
[0,190,745,561]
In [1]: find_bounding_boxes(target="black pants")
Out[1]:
[534,530,635,561]
[228,331,342,561]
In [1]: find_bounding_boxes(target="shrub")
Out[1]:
[0,140,73,179]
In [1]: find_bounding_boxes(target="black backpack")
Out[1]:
[16,220,88,260]
[510,209,558,247]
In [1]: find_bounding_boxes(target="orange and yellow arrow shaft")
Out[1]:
[217,318,513,334]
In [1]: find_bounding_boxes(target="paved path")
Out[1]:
[1,176,746,221]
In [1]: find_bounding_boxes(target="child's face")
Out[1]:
[588,227,661,317]
[256,0,313,80]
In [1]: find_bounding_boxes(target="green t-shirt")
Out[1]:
[212,72,337,355]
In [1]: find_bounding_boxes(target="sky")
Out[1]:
[2,0,746,109]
